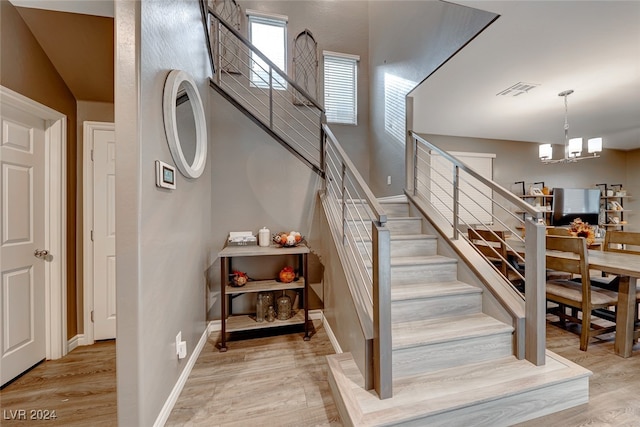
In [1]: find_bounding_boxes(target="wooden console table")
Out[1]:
[217,244,310,351]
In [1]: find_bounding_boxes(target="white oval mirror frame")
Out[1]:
[162,70,207,179]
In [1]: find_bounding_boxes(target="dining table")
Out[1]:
[506,237,639,358]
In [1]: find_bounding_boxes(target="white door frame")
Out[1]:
[82,121,115,345]
[1,86,67,360]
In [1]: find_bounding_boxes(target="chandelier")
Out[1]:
[539,89,602,164]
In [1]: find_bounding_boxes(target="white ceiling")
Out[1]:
[10,0,113,17]
[412,1,640,151]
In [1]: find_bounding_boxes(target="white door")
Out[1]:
[92,127,116,340]
[1,103,46,386]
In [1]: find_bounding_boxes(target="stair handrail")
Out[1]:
[323,125,387,226]
[204,4,323,111]
[322,124,392,399]
[407,130,547,366]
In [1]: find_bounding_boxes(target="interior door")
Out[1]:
[1,103,46,386]
[93,127,116,340]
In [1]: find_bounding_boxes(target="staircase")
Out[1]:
[328,196,591,426]
[202,6,591,424]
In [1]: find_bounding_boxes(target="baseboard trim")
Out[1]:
[153,324,210,427]
[67,334,82,353]
[208,319,221,333]
[321,312,343,354]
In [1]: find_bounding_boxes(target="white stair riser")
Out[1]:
[356,238,437,258]
[392,293,482,323]
[392,332,513,378]
[346,202,409,219]
[390,263,458,285]
[380,202,410,217]
[347,218,422,236]
[395,376,589,427]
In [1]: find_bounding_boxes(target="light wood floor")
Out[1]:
[0,340,116,426]
[1,318,638,426]
[166,321,341,426]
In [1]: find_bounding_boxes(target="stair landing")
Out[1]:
[328,350,591,427]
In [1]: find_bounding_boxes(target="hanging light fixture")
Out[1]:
[539,89,602,164]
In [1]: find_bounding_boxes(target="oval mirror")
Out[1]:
[162,70,207,179]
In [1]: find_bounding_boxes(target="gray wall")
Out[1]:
[207,89,322,318]
[115,1,212,425]
[240,0,370,178]
[367,1,497,197]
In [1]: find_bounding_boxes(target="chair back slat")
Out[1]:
[604,231,640,255]
[547,227,571,236]
[546,235,590,279]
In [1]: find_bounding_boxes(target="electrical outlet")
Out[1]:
[387,175,392,185]
[177,341,187,359]
[176,331,187,359]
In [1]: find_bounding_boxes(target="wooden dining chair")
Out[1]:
[545,235,619,351]
[468,229,522,286]
[600,230,640,341]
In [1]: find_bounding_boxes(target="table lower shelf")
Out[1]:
[225,309,306,332]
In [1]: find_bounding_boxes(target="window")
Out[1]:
[323,51,359,125]
[247,10,287,90]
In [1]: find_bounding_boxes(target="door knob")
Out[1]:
[34,249,49,258]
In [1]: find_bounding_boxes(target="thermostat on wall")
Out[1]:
[156,160,176,189]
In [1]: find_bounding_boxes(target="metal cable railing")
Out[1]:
[408,131,547,366]
[323,124,392,398]
[205,4,324,173]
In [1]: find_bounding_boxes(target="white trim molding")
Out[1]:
[0,86,67,360]
[245,8,288,22]
[320,312,343,354]
[322,50,360,62]
[67,334,83,353]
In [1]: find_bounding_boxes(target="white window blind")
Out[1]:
[430,152,495,225]
[247,11,287,90]
[323,51,358,125]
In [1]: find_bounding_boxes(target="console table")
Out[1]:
[217,244,310,351]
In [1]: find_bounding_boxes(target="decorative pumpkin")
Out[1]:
[279,266,296,283]
[272,231,305,247]
[230,270,248,287]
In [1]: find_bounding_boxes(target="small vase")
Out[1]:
[276,291,292,320]
[266,305,276,322]
[255,294,264,322]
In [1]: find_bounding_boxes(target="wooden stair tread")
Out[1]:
[389,255,457,267]
[328,351,591,426]
[391,280,481,301]
[392,313,513,350]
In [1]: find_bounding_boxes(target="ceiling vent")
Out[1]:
[497,82,540,97]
